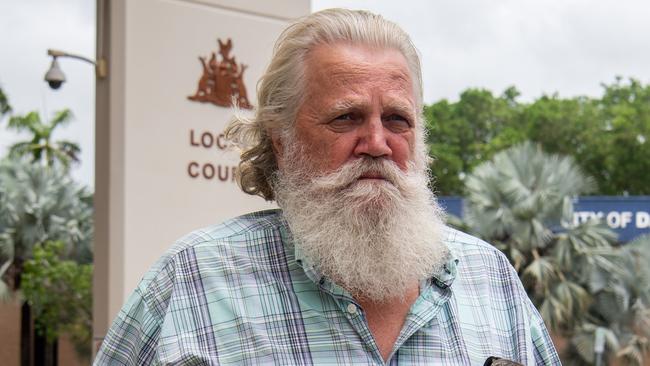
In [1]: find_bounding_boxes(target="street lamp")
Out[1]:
[44,49,107,90]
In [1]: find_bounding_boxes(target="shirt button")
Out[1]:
[347,303,358,315]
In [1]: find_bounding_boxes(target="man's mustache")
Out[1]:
[310,157,404,191]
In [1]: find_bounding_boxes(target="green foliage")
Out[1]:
[592,78,650,194]
[425,87,524,195]
[21,241,92,359]
[463,143,650,365]
[6,109,80,169]
[0,85,11,117]
[425,78,650,195]
[0,158,93,298]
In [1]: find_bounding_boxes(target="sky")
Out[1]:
[0,0,95,187]
[1,0,650,188]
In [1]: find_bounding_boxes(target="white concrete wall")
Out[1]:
[94,0,310,352]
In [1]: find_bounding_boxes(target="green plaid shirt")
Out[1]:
[95,209,560,365]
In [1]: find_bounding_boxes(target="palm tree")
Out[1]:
[463,142,650,365]
[0,158,93,366]
[7,109,80,169]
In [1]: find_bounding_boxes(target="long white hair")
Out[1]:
[225,8,426,201]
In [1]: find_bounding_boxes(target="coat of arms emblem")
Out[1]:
[188,38,252,109]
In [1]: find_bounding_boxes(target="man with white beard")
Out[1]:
[95,9,560,366]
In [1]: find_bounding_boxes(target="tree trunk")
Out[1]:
[34,331,45,366]
[33,328,58,366]
[17,255,31,366]
[20,302,32,366]
[52,338,58,366]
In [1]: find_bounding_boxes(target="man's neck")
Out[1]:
[356,282,420,362]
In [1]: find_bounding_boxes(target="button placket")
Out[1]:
[346,303,358,315]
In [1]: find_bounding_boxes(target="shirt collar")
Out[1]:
[432,255,459,289]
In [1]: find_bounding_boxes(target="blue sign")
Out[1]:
[438,196,650,243]
[437,196,463,218]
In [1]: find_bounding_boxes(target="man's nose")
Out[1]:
[353,117,392,158]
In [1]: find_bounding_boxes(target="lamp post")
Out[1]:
[43,49,107,89]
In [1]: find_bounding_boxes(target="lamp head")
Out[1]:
[44,57,66,89]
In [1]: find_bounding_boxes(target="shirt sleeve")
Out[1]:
[495,246,562,365]
[93,259,177,365]
[526,294,562,365]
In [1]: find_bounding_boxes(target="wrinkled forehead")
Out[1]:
[314,61,412,92]
[303,42,416,101]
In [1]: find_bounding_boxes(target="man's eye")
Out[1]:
[334,113,354,121]
[327,113,358,131]
[384,114,411,130]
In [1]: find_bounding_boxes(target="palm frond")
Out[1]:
[617,336,649,366]
[553,280,590,322]
[49,109,73,129]
[628,300,650,337]
[49,148,73,169]
[508,245,526,271]
[571,328,597,364]
[0,278,10,301]
[539,296,569,331]
[0,233,15,262]
[7,111,41,133]
[522,256,557,295]
[8,142,42,161]
[56,140,81,162]
[570,325,620,365]
[593,282,631,323]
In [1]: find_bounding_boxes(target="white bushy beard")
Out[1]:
[272,141,449,303]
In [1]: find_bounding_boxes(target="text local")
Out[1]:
[190,129,229,150]
[187,129,237,182]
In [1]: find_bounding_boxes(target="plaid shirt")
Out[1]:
[95,209,560,365]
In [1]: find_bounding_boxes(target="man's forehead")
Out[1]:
[320,60,411,84]
[306,43,412,81]
[304,43,415,101]
[326,94,415,112]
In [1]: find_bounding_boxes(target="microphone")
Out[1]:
[483,356,524,366]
